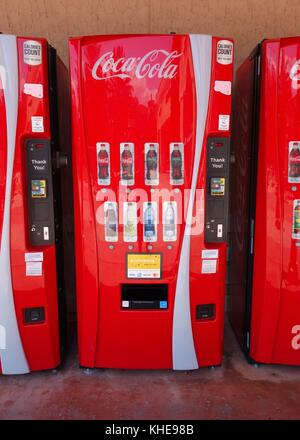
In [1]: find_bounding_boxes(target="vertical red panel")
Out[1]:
[251,38,300,365]
[9,37,60,371]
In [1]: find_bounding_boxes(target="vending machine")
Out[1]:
[0,35,73,374]
[69,34,233,369]
[229,37,300,365]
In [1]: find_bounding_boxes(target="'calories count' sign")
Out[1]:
[217,40,233,65]
[23,40,42,66]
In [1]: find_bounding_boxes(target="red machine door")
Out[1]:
[250,38,300,365]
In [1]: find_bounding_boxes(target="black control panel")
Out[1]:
[205,137,230,243]
[26,139,55,246]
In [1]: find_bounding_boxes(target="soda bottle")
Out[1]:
[164,202,176,238]
[289,142,300,182]
[124,202,137,241]
[121,144,133,181]
[98,146,109,180]
[144,203,155,238]
[105,203,117,239]
[146,144,158,181]
[171,144,183,182]
[293,201,300,237]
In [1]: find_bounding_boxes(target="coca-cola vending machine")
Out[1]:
[229,37,300,365]
[69,34,233,369]
[0,35,73,374]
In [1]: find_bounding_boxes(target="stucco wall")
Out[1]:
[0,0,299,68]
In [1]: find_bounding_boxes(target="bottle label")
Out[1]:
[143,202,157,242]
[170,143,184,185]
[145,143,159,186]
[292,199,300,240]
[123,202,137,242]
[163,201,177,242]
[104,201,118,242]
[97,142,110,186]
[288,141,300,183]
[120,143,135,186]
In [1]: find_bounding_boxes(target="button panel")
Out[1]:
[26,139,55,246]
[205,137,230,243]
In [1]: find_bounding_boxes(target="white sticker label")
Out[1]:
[23,40,42,66]
[202,249,219,259]
[218,115,230,131]
[31,116,44,133]
[128,269,161,279]
[24,83,43,98]
[214,80,232,95]
[122,301,130,308]
[201,259,217,274]
[97,142,110,186]
[25,252,44,262]
[217,40,233,65]
[290,60,300,90]
[26,261,43,277]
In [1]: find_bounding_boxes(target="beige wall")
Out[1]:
[0,0,299,67]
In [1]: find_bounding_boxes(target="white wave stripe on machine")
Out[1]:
[172,35,212,370]
[0,35,29,374]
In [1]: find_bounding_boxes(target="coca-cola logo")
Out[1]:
[92,50,182,81]
[99,158,109,164]
[290,60,300,90]
[122,158,133,165]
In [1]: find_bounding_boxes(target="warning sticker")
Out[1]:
[217,40,233,65]
[25,252,43,262]
[202,249,219,259]
[127,253,161,279]
[26,261,43,277]
[201,259,217,274]
[218,115,230,131]
[31,116,44,133]
[23,40,42,66]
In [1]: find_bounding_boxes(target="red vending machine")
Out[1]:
[0,35,73,374]
[229,37,300,365]
[70,34,233,369]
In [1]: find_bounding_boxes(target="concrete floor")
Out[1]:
[1,322,300,420]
